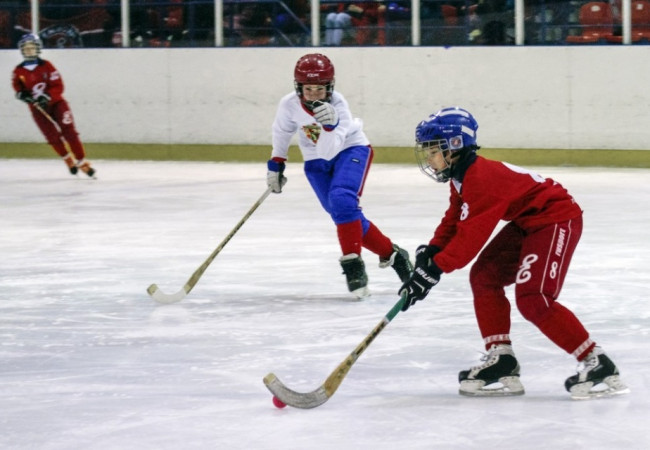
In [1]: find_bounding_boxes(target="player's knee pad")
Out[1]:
[329,187,361,224]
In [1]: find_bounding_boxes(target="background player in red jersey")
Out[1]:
[399,106,629,400]
[11,34,96,178]
[266,53,412,299]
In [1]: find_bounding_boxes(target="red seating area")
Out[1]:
[565,0,650,44]
[607,0,650,43]
[566,1,615,43]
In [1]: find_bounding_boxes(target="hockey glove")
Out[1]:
[414,244,441,267]
[312,101,339,131]
[16,91,35,104]
[267,157,287,193]
[399,245,442,312]
[35,93,51,108]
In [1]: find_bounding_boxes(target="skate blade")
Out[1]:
[351,286,371,300]
[459,376,525,397]
[569,375,630,400]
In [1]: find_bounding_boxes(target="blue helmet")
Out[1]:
[414,107,479,182]
[18,33,42,60]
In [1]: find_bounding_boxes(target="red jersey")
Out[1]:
[431,156,583,273]
[11,58,64,103]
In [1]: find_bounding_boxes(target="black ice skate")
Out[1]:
[564,347,630,400]
[458,344,525,396]
[339,253,369,299]
[379,244,413,283]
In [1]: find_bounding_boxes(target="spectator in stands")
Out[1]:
[385,1,410,44]
[468,0,512,45]
[272,0,310,44]
[232,3,274,46]
[325,2,386,46]
[325,2,353,45]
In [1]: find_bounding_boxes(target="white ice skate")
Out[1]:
[459,344,525,397]
[565,347,630,400]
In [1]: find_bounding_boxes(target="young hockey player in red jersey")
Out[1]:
[399,106,629,399]
[266,53,412,298]
[11,33,96,178]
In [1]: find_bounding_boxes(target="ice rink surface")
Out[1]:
[1,159,649,450]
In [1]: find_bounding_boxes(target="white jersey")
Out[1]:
[271,91,370,162]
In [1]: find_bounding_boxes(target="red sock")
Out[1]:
[362,222,393,259]
[337,220,363,255]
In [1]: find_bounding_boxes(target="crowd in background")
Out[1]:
[1,0,646,49]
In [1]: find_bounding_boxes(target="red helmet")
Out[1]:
[294,53,335,104]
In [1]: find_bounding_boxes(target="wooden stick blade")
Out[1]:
[263,373,330,409]
[146,283,188,304]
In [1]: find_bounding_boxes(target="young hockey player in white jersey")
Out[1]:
[266,53,412,298]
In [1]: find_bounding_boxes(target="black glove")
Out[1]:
[16,91,35,104]
[414,244,440,268]
[399,245,442,312]
[35,93,51,108]
[266,158,287,193]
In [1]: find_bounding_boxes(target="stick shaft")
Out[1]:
[322,294,405,396]
[263,293,407,408]
[147,186,273,303]
[33,103,61,132]
[181,186,273,294]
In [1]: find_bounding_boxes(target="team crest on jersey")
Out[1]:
[302,124,321,144]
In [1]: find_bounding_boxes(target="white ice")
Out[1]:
[1,159,649,450]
